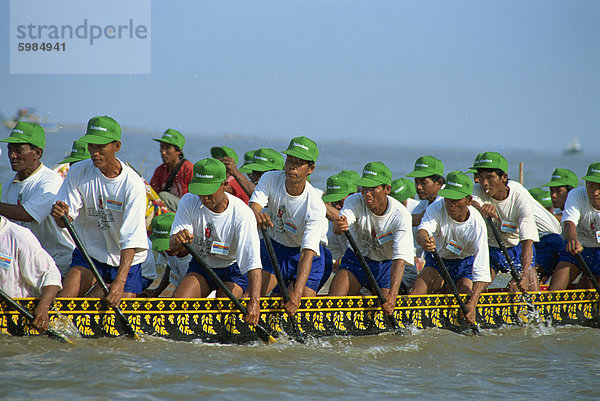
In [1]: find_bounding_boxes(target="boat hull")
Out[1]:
[1,290,598,342]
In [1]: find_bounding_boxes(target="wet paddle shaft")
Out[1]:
[61,215,141,340]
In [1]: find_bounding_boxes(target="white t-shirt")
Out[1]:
[140,238,157,281]
[171,192,262,273]
[56,158,148,266]
[2,164,75,273]
[508,181,561,237]
[562,187,600,248]
[326,220,348,260]
[418,200,491,283]
[473,183,539,247]
[405,197,422,214]
[340,193,415,264]
[0,217,62,297]
[250,171,327,255]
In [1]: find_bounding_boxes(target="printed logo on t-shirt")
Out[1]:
[500,220,518,234]
[446,239,463,255]
[284,220,298,234]
[0,253,12,269]
[193,236,212,256]
[376,231,393,245]
[596,231,600,244]
[88,195,115,230]
[105,198,123,212]
[17,193,22,206]
[205,223,213,239]
[271,205,286,233]
[210,241,230,255]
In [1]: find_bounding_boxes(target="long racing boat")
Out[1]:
[1,288,598,343]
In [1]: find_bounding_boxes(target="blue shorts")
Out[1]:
[260,238,325,293]
[339,248,392,290]
[141,277,153,291]
[319,246,333,291]
[70,248,143,294]
[535,233,565,276]
[489,243,536,274]
[424,252,474,282]
[186,260,249,292]
[558,247,600,276]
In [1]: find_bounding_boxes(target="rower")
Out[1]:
[409,171,491,324]
[389,178,418,211]
[0,216,62,331]
[249,136,328,316]
[0,122,75,277]
[529,187,554,214]
[211,146,252,203]
[322,172,358,273]
[406,155,445,227]
[238,147,285,192]
[548,162,600,290]
[169,158,262,325]
[543,168,579,222]
[328,162,415,315]
[469,152,540,291]
[59,139,91,166]
[51,116,149,307]
[149,129,194,211]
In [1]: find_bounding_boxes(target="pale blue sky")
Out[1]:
[1,0,599,152]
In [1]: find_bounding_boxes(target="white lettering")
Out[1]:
[363,170,377,176]
[415,163,429,168]
[447,181,463,187]
[292,142,309,150]
[11,129,24,134]
[196,174,214,179]
[90,125,107,132]
[393,185,406,193]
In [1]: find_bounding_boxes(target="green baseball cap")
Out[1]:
[322,173,355,203]
[356,161,392,187]
[542,168,578,188]
[469,151,508,173]
[438,171,473,200]
[282,136,319,163]
[406,155,444,178]
[211,146,239,164]
[239,148,284,173]
[188,158,227,195]
[389,178,416,203]
[528,187,552,209]
[340,170,360,185]
[153,128,185,149]
[0,121,45,149]
[79,116,121,145]
[582,162,600,184]
[149,212,176,252]
[59,140,91,164]
[465,153,483,174]
[243,150,256,165]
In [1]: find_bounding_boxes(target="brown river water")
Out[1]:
[1,129,598,400]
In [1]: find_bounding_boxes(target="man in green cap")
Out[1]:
[238,147,285,194]
[59,139,91,165]
[1,121,75,276]
[543,168,579,221]
[469,151,540,291]
[249,136,328,315]
[406,155,445,227]
[51,116,149,307]
[409,171,491,324]
[549,162,600,290]
[169,158,263,325]
[328,161,415,314]
[210,145,250,204]
[529,187,554,214]
[150,129,194,211]
[390,178,418,210]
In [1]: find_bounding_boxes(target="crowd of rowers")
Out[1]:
[1,115,599,335]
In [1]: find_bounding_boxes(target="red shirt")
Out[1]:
[150,160,195,198]
[226,176,250,204]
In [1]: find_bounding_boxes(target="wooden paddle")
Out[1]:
[260,228,306,343]
[485,217,536,308]
[344,231,402,333]
[431,251,480,335]
[0,288,73,344]
[61,216,141,340]
[574,253,600,294]
[182,243,276,344]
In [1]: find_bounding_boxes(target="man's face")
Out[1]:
[585,181,600,209]
[284,155,314,185]
[444,196,472,221]
[414,177,441,201]
[88,141,120,169]
[199,183,227,212]
[550,186,570,209]
[159,143,181,166]
[7,143,40,173]
[360,185,391,212]
[477,170,507,199]
[331,194,351,210]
